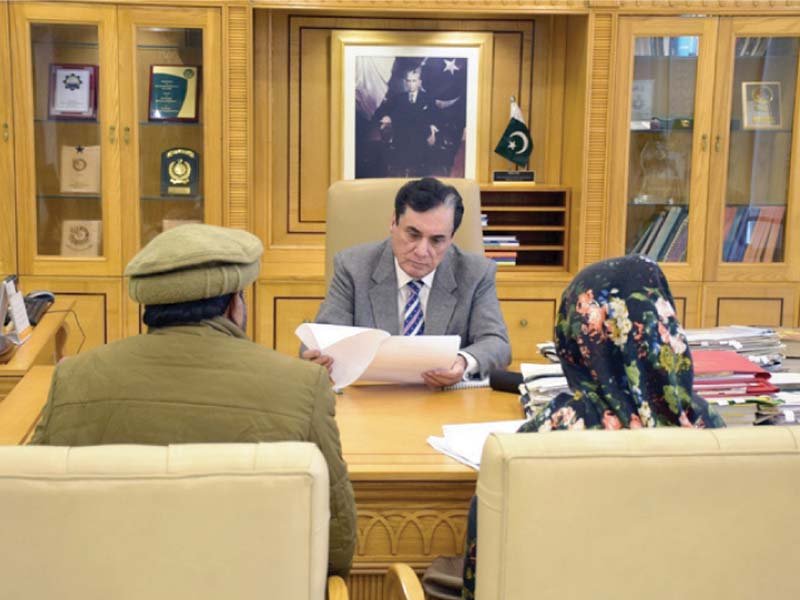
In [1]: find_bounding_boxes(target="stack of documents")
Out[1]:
[427,420,526,469]
[519,362,568,419]
[685,325,784,368]
[693,350,780,426]
[296,323,460,389]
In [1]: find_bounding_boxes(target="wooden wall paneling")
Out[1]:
[562,15,589,274]
[702,283,798,328]
[18,276,123,355]
[0,1,16,276]
[224,3,252,230]
[667,282,701,328]
[580,11,614,270]
[489,25,535,178]
[264,15,540,243]
[255,279,326,350]
[297,26,330,228]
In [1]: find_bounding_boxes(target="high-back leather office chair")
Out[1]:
[325,178,484,285]
[386,426,800,600]
[0,442,348,600]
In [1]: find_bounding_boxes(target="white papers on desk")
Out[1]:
[427,420,526,470]
[295,323,460,389]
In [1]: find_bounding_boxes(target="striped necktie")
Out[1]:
[402,280,425,336]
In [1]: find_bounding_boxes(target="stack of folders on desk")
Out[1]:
[693,350,780,426]
[519,362,568,419]
[754,372,800,425]
[685,325,784,368]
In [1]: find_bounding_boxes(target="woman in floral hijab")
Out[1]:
[461,255,723,598]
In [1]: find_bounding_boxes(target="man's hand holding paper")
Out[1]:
[296,323,460,389]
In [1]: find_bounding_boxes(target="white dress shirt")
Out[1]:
[394,259,479,379]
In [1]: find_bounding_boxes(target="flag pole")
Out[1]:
[510,96,520,171]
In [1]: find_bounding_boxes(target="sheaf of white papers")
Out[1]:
[295,322,460,389]
[427,419,526,470]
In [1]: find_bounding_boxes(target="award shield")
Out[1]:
[161,148,200,196]
[149,65,200,122]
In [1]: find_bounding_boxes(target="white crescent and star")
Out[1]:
[443,58,460,75]
[507,131,530,154]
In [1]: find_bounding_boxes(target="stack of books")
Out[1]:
[484,235,519,266]
[722,205,785,263]
[631,206,688,262]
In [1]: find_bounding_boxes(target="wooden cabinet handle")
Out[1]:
[109,125,117,144]
[701,133,708,151]
[123,126,131,145]
[714,134,721,152]
[519,318,528,327]
[2,123,8,142]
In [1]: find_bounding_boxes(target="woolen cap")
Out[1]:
[125,224,263,305]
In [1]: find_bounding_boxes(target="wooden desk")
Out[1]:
[0,298,73,401]
[0,368,520,600]
[338,384,520,599]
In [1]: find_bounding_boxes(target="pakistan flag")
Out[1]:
[494,101,533,167]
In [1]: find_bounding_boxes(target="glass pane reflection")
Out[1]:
[626,35,698,263]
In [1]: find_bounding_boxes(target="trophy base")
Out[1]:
[492,170,535,183]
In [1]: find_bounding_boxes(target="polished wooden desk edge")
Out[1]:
[0,298,74,377]
[0,365,54,444]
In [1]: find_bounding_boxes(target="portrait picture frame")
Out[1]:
[331,31,493,180]
[48,64,98,120]
[741,81,782,130]
[148,65,201,123]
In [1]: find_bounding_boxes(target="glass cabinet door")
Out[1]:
[118,8,221,262]
[708,18,800,280]
[610,18,717,282]
[11,4,120,276]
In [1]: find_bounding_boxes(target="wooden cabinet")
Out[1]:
[8,2,221,350]
[611,15,800,327]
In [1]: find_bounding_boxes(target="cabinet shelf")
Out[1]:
[480,186,570,270]
[482,206,565,213]
[37,193,100,200]
[484,225,565,232]
[140,195,203,202]
[138,121,201,127]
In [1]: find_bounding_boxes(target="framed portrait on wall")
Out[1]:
[331,31,493,180]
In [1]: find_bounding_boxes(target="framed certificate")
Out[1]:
[60,145,101,194]
[148,65,201,122]
[742,81,782,130]
[48,64,98,120]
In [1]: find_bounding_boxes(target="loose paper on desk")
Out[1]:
[295,323,460,389]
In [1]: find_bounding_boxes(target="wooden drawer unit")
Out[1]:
[499,296,560,366]
[702,284,798,328]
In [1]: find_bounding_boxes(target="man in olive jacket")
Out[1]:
[30,224,357,577]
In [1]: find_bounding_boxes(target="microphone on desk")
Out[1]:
[489,370,523,394]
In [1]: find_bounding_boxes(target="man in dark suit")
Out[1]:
[303,178,511,387]
[373,69,440,177]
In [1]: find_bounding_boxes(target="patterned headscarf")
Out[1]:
[520,255,724,432]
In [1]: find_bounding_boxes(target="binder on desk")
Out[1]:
[693,350,778,396]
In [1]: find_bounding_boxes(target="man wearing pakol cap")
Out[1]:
[31,224,357,577]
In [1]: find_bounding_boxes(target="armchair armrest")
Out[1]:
[327,575,349,600]
[384,563,424,600]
